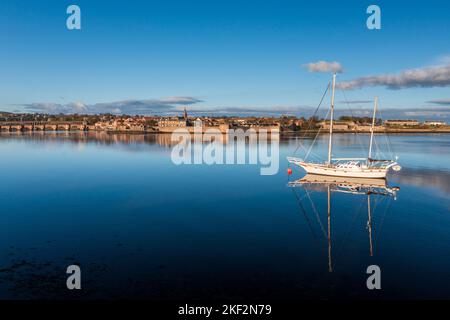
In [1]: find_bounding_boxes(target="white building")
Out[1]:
[424,120,446,126]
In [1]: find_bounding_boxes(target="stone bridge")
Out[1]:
[0,121,87,132]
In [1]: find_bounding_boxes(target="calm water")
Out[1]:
[0,132,449,299]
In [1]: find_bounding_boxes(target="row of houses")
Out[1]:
[319,119,447,131]
[1,111,446,132]
[384,120,446,126]
[319,121,380,131]
[156,114,281,133]
[92,118,146,131]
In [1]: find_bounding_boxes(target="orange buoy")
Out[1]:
[287,168,293,175]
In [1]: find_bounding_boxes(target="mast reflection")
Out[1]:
[288,174,399,272]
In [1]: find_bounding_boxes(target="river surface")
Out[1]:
[0,132,449,299]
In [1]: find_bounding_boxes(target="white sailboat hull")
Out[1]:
[290,160,389,178]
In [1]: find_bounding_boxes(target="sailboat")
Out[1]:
[287,73,401,179]
[289,174,399,272]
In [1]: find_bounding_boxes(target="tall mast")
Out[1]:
[327,73,336,165]
[368,96,378,162]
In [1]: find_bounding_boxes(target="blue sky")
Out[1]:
[1,0,449,118]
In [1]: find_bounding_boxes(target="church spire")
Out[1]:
[183,106,188,121]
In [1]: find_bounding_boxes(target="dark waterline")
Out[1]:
[0,132,449,299]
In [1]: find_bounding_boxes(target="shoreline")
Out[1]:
[281,128,450,134]
[0,129,449,135]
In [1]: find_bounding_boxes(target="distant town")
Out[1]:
[0,109,448,134]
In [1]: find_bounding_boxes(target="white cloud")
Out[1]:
[161,96,203,104]
[338,63,450,90]
[303,61,343,73]
[427,99,450,106]
[67,101,88,113]
[18,96,203,115]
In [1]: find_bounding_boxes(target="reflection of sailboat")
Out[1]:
[289,174,399,272]
[290,174,399,197]
[287,74,401,178]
